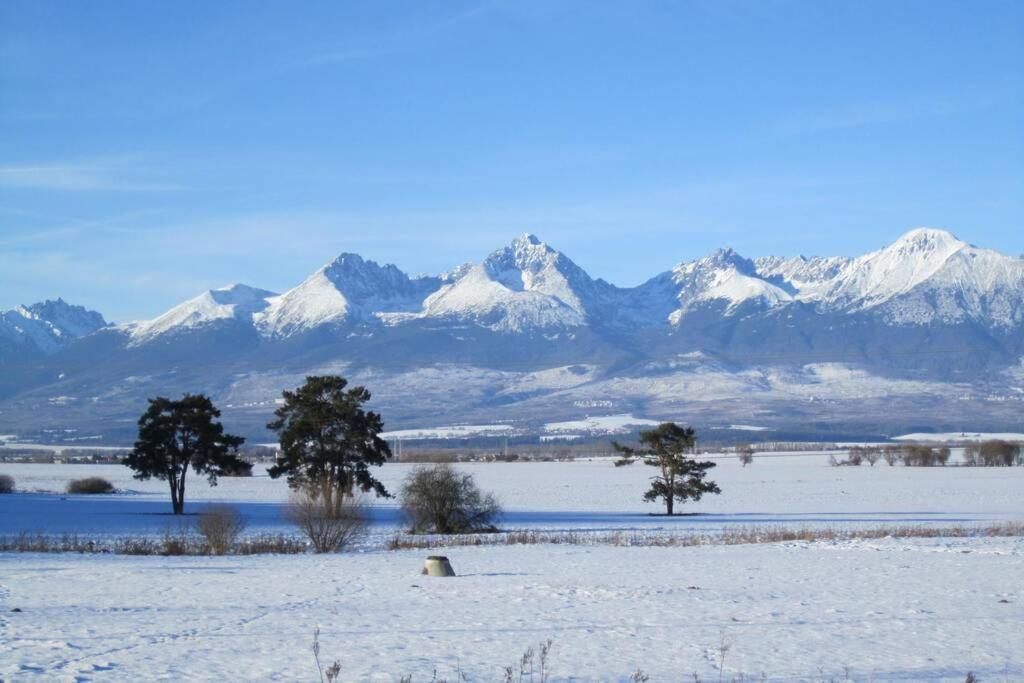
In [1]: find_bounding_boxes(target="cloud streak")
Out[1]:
[0,159,184,192]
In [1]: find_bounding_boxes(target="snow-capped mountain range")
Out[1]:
[0,299,107,362]
[2,228,1022,441]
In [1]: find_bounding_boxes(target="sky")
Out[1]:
[1,0,1022,322]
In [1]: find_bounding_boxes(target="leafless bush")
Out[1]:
[196,504,247,554]
[736,445,754,467]
[844,446,880,466]
[0,474,13,493]
[882,446,900,466]
[899,445,950,467]
[964,440,1022,467]
[401,463,501,534]
[66,476,115,494]
[286,487,365,553]
[829,450,864,466]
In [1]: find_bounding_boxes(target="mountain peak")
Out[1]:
[696,247,755,272]
[890,227,966,252]
[513,232,543,247]
[21,298,107,335]
[1,298,107,355]
[326,252,366,268]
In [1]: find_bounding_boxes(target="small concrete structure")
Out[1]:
[422,555,456,577]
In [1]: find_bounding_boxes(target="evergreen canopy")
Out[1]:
[267,375,392,511]
[124,394,245,514]
[613,422,720,515]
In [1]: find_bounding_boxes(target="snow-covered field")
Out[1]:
[4,454,1024,541]
[3,455,1024,680]
[3,539,1022,681]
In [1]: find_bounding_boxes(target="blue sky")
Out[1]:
[1,0,1021,322]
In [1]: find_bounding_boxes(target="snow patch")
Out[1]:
[544,413,662,435]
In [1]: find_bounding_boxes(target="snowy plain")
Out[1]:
[2,455,1024,680]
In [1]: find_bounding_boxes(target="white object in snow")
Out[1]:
[423,555,456,577]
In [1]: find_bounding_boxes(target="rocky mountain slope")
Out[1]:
[2,229,1021,442]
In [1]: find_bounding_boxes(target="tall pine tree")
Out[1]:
[124,394,246,514]
[267,376,392,512]
[613,422,720,515]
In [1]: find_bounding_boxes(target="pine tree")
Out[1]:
[267,376,392,512]
[613,422,720,515]
[124,394,246,514]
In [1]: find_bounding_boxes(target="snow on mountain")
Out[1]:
[129,284,276,345]
[4,229,1024,438]
[419,263,586,331]
[0,299,107,355]
[755,228,1024,326]
[754,254,852,297]
[15,228,1024,358]
[255,253,439,337]
[416,234,610,332]
[812,228,969,310]
[482,233,597,315]
[874,239,1024,326]
[664,248,793,324]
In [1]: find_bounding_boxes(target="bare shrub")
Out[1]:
[287,486,365,553]
[0,474,13,493]
[66,476,115,494]
[965,440,1022,467]
[829,450,865,466]
[862,447,880,466]
[736,445,754,467]
[196,504,246,555]
[401,463,501,534]
[882,446,900,466]
[899,445,950,467]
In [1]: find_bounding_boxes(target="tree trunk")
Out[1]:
[169,471,186,515]
[169,479,182,514]
[665,471,675,516]
[177,470,187,515]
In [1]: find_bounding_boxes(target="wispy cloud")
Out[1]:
[0,159,183,192]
